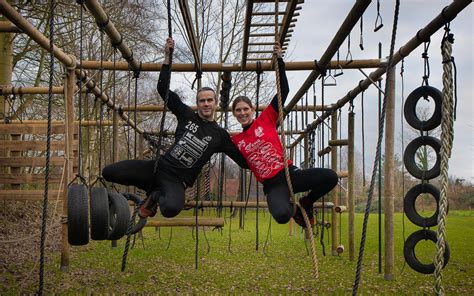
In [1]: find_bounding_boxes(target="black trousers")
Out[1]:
[102,160,185,218]
[262,166,338,224]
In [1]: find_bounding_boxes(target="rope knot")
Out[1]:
[191,69,203,90]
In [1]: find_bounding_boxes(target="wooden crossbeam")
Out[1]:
[0,157,73,167]
[0,123,78,134]
[0,140,78,151]
[0,190,63,201]
[145,218,224,227]
[0,173,64,184]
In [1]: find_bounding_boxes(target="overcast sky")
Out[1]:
[283,1,473,182]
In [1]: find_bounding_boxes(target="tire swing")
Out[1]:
[403,229,450,274]
[403,136,441,180]
[107,191,131,240]
[403,183,447,228]
[67,2,89,246]
[404,86,443,131]
[68,182,89,246]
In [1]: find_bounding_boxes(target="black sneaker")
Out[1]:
[293,197,314,228]
[138,192,159,218]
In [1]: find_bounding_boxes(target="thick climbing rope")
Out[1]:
[153,0,173,176]
[352,1,400,294]
[434,26,455,296]
[255,62,262,250]
[38,1,55,294]
[273,0,318,278]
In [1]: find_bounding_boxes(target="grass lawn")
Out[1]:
[3,210,473,294]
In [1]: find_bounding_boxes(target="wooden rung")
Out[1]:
[252,11,285,16]
[185,200,268,208]
[0,140,78,151]
[335,205,347,213]
[329,139,349,146]
[0,157,74,167]
[0,173,64,184]
[251,23,283,27]
[317,146,332,157]
[337,171,348,178]
[249,33,275,37]
[0,123,78,135]
[0,189,63,201]
[145,218,224,227]
[314,201,334,208]
[248,50,273,54]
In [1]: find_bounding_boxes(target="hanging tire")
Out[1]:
[404,184,446,227]
[107,191,130,240]
[404,86,443,131]
[403,136,441,180]
[404,229,450,274]
[90,187,109,240]
[122,192,147,235]
[67,184,89,246]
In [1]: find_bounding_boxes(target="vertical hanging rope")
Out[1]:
[255,62,262,250]
[273,0,318,278]
[153,0,173,176]
[353,1,400,294]
[434,26,455,296]
[38,1,55,294]
[77,1,84,177]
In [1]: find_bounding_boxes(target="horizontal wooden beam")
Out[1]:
[0,189,62,201]
[329,139,348,146]
[0,140,78,151]
[337,171,348,178]
[335,205,347,213]
[318,146,332,157]
[78,59,384,72]
[184,200,334,209]
[145,218,224,227]
[0,173,64,184]
[0,123,78,134]
[0,157,72,167]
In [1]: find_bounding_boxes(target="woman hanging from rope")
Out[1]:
[230,42,338,227]
[102,37,249,218]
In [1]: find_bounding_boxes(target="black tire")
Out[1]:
[404,184,445,227]
[107,191,130,240]
[122,192,147,235]
[90,187,109,240]
[67,184,89,246]
[404,229,450,274]
[404,86,443,131]
[403,136,441,180]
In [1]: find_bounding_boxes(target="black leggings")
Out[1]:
[102,160,185,218]
[263,167,338,224]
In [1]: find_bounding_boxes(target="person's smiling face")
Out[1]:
[233,101,255,128]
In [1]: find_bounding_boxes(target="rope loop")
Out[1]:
[191,68,203,90]
[133,62,142,79]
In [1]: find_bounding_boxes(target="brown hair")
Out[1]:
[231,96,254,112]
[196,87,217,102]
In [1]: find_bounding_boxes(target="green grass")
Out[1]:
[3,210,474,294]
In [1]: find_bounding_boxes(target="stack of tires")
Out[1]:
[67,184,143,246]
[402,86,450,274]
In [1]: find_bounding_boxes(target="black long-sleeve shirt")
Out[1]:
[156,64,248,187]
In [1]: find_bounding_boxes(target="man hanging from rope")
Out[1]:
[103,38,249,218]
[230,42,338,227]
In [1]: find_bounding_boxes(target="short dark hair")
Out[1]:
[196,87,217,101]
[231,96,254,111]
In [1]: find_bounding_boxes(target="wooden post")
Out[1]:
[61,59,76,271]
[331,111,339,255]
[384,65,396,280]
[348,111,355,261]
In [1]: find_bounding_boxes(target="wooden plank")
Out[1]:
[0,173,64,183]
[0,140,78,151]
[145,218,224,227]
[0,157,73,167]
[0,190,63,201]
[0,122,79,135]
